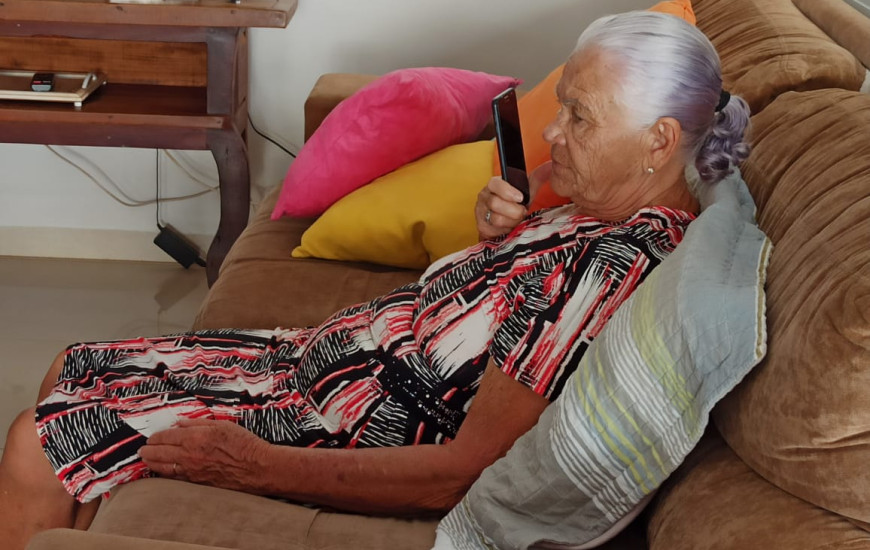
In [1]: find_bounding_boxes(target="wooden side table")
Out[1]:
[0,0,297,285]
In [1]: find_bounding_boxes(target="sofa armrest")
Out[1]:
[793,0,870,69]
[304,73,378,141]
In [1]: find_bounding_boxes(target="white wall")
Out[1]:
[0,0,652,262]
[845,0,870,17]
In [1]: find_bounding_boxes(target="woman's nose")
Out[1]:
[543,118,565,146]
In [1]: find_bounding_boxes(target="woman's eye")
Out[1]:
[558,104,585,124]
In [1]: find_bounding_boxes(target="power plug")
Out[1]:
[153,224,206,269]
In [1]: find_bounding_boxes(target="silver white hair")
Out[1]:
[573,11,751,185]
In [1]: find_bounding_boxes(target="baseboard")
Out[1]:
[0,227,212,263]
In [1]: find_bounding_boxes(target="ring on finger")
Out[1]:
[485,210,492,224]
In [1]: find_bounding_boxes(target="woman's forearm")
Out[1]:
[250,365,548,515]
[257,441,478,515]
[247,364,548,515]
[141,365,548,516]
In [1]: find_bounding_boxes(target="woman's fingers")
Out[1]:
[485,196,526,228]
[138,443,186,479]
[139,423,216,480]
[487,176,526,205]
[477,177,528,240]
[139,420,270,492]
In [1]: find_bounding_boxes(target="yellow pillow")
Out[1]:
[292,140,494,269]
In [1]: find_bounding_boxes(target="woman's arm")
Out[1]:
[140,361,549,515]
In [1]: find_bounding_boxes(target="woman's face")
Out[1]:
[544,48,649,220]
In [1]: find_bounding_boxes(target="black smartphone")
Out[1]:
[492,87,530,206]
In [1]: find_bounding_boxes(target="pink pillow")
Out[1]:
[271,67,521,219]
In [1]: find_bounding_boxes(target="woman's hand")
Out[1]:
[476,177,528,241]
[476,161,553,241]
[139,418,271,494]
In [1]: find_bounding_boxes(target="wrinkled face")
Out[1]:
[545,48,649,219]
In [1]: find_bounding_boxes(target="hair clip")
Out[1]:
[716,90,731,112]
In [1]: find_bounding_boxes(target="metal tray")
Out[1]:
[0,70,107,107]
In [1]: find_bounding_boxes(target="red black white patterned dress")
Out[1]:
[36,205,694,503]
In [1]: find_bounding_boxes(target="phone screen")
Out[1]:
[492,88,530,206]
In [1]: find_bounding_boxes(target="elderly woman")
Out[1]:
[0,10,750,549]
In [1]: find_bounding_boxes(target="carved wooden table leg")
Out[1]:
[206,128,250,286]
[204,27,250,286]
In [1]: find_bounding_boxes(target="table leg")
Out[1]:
[206,128,250,286]
[204,27,249,286]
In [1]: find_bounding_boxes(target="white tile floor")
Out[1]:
[0,257,209,454]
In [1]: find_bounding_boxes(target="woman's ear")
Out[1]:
[645,117,682,171]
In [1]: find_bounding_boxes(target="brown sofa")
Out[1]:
[27,0,870,548]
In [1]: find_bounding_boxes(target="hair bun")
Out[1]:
[695,95,752,184]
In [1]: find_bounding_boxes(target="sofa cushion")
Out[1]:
[692,0,865,113]
[77,477,647,550]
[195,187,421,330]
[647,429,870,550]
[87,478,438,550]
[712,89,870,525]
[28,529,229,550]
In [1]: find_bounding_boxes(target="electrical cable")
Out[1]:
[156,149,163,228]
[155,149,206,268]
[49,145,142,204]
[43,145,210,268]
[164,150,219,190]
[248,113,297,158]
[46,145,214,207]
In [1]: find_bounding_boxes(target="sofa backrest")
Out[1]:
[712,89,870,526]
[693,0,866,113]
[793,0,870,70]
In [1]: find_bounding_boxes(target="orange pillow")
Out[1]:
[493,0,696,212]
[648,0,695,22]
